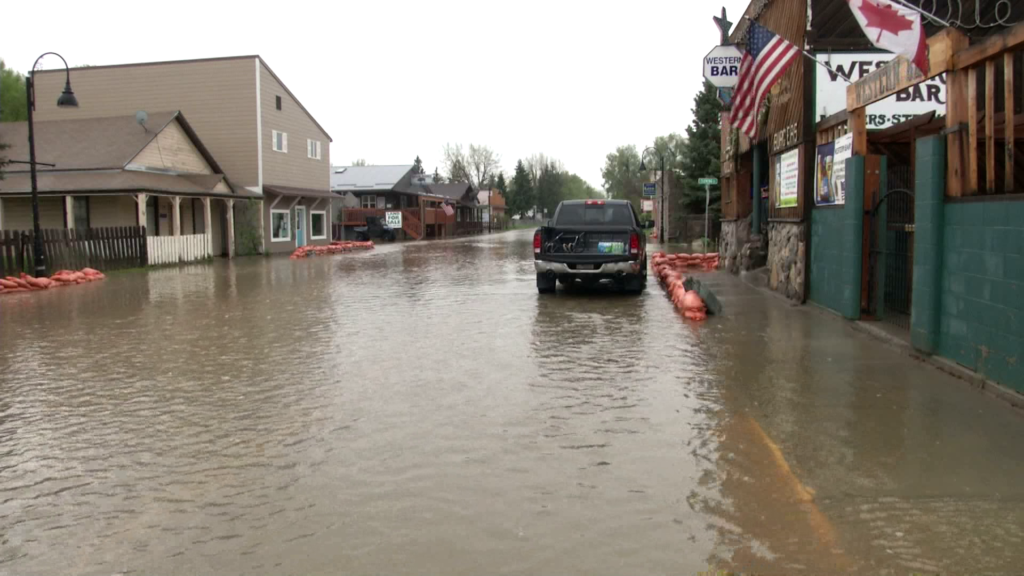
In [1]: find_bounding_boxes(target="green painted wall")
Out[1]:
[911,137,944,353]
[938,200,1024,393]
[809,156,864,319]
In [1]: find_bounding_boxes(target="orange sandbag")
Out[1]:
[0,279,17,289]
[26,277,53,289]
[8,276,30,289]
[684,309,708,321]
[682,290,705,312]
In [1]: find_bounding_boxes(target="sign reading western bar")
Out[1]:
[816,53,945,130]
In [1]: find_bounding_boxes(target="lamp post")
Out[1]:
[25,52,79,276]
[639,147,667,243]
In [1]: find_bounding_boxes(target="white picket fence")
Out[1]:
[147,233,212,266]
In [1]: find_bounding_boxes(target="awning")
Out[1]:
[0,170,238,198]
[264,184,335,199]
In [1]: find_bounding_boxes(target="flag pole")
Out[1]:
[739,17,852,84]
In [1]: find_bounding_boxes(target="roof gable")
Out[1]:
[331,165,415,192]
[127,115,215,174]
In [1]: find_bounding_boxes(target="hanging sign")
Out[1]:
[704,45,743,88]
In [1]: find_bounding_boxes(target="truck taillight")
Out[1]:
[534,231,541,254]
[630,232,640,255]
[585,200,605,206]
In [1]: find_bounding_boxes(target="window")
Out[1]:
[272,130,288,153]
[271,209,291,241]
[361,195,377,209]
[275,95,282,110]
[310,211,327,239]
[307,139,322,160]
[555,203,634,226]
[72,197,90,230]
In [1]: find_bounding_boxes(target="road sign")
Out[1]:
[703,45,743,88]
[698,177,719,186]
[642,183,657,197]
[385,211,402,229]
[641,200,654,212]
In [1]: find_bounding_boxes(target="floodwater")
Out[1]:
[1,229,1023,575]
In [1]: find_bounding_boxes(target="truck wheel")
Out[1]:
[537,273,556,294]
[624,275,646,295]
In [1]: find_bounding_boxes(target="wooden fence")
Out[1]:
[147,233,212,266]
[1,226,147,277]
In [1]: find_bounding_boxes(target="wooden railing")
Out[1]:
[147,233,212,266]
[1,226,148,276]
[456,221,485,235]
[949,24,1024,196]
[401,209,423,239]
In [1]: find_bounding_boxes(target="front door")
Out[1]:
[295,206,306,247]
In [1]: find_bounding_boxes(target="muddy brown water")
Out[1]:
[1,230,1023,575]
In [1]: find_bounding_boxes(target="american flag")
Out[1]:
[731,21,801,139]
[441,202,455,217]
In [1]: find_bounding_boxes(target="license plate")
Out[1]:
[576,264,595,270]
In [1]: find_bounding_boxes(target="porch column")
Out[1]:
[224,198,235,258]
[419,199,426,240]
[136,193,148,232]
[258,200,266,254]
[910,135,947,355]
[171,196,182,236]
[202,198,213,254]
[64,196,74,229]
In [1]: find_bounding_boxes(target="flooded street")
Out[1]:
[2,229,1023,575]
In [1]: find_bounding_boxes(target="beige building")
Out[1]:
[31,55,334,255]
[0,112,234,263]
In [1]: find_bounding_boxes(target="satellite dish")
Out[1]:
[135,110,149,130]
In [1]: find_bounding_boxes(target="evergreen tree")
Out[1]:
[413,155,425,174]
[535,163,563,217]
[0,60,27,123]
[679,81,723,215]
[433,167,445,184]
[495,172,507,196]
[507,160,533,218]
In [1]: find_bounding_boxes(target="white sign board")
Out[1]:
[815,52,946,130]
[832,133,853,205]
[642,200,654,212]
[385,211,402,229]
[777,148,800,208]
[704,45,743,88]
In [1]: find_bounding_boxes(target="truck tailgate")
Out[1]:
[539,227,633,255]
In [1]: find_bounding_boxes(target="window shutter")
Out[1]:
[282,133,288,153]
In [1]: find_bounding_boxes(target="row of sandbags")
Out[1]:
[0,268,106,295]
[289,241,375,260]
[650,252,710,321]
[653,251,719,271]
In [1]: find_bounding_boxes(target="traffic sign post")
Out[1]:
[697,178,719,255]
[703,45,743,88]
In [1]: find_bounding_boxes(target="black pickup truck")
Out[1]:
[533,199,647,294]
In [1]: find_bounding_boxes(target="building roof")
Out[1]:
[429,182,475,199]
[34,55,333,142]
[264,184,335,199]
[330,165,414,192]
[0,111,233,197]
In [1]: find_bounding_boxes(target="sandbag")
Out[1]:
[682,290,705,312]
[0,279,17,289]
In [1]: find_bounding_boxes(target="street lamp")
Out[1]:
[639,147,667,243]
[25,52,78,276]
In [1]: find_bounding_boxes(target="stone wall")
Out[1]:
[719,217,747,273]
[768,222,805,301]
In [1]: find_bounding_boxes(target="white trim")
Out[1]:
[272,130,288,153]
[270,208,291,242]
[307,138,321,160]
[310,210,327,240]
[255,57,263,189]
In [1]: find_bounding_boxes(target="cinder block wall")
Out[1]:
[938,200,1024,392]
[808,156,865,319]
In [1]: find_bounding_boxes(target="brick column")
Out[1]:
[910,135,946,354]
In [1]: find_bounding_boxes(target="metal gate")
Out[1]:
[867,166,915,330]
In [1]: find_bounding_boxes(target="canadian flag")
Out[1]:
[846,0,928,74]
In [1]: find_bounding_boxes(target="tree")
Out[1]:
[507,160,533,218]
[467,144,500,190]
[442,143,471,183]
[601,145,644,210]
[679,81,723,215]
[535,162,564,217]
[352,159,369,166]
[433,167,445,184]
[560,173,600,201]
[1,60,27,123]
[495,172,507,197]
[413,155,425,174]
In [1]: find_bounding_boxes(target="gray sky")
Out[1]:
[4,0,748,189]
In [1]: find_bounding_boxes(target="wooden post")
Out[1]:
[0,197,4,231]
[1005,52,1015,194]
[172,196,182,236]
[968,67,979,194]
[258,200,266,254]
[986,60,996,193]
[202,197,212,255]
[419,197,426,240]
[137,193,148,232]
[850,107,868,156]
[65,196,74,229]
[225,198,235,258]
[945,31,972,198]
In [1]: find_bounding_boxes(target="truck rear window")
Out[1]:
[555,204,634,226]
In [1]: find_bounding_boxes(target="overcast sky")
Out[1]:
[4,0,747,190]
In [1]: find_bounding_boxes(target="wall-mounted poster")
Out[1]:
[815,142,836,206]
[831,134,853,205]
[777,148,800,208]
